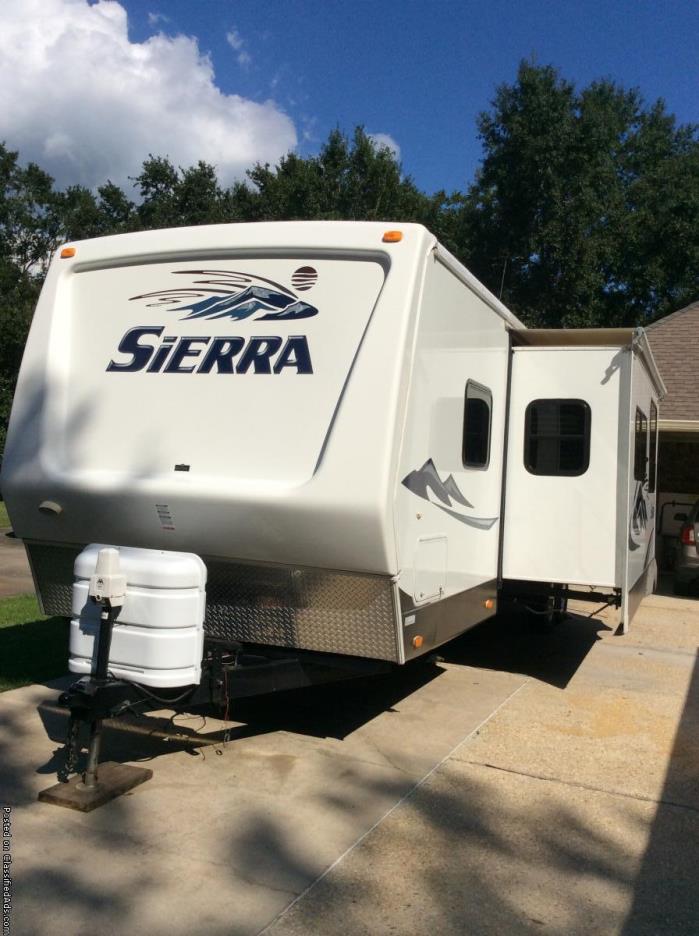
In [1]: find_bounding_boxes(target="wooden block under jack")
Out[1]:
[37,762,153,812]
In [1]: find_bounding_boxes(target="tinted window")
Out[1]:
[649,401,658,493]
[524,399,591,476]
[463,381,492,469]
[634,408,648,482]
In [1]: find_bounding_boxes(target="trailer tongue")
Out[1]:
[39,544,390,811]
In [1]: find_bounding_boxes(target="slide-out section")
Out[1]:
[503,345,624,588]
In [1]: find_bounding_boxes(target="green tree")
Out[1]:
[0,143,57,275]
[132,156,229,229]
[462,61,699,326]
[0,263,38,453]
[235,127,448,227]
[0,143,58,451]
[96,181,136,234]
[52,185,109,243]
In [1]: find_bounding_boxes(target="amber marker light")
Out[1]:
[412,635,424,649]
[60,246,76,259]
[483,598,495,610]
[382,230,403,243]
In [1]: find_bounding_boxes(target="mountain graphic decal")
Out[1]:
[129,268,319,322]
[402,459,498,530]
[628,479,649,551]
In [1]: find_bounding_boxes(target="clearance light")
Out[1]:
[382,230,403,243]
[412,635,423,649]
[60,246,76,259]
[483,598,495,610]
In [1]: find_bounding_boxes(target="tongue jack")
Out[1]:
[38,548,153,811]
[80,548,126,792]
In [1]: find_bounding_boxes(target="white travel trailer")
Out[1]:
[1,222,664,802]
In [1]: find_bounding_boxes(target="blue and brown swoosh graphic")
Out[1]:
[129,268,319,322]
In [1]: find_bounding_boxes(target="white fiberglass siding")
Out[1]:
[395,255,509,604]
[63,257,386,484]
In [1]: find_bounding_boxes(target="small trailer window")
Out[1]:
[634,408,648,482]
[524,399,590,476]
[649,402,658,493]
[463,381,492,469]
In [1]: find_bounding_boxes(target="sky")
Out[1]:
[0,0,696,195]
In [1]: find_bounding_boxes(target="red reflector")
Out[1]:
[681,524,696,546]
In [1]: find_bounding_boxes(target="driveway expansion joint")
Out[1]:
[459,759,699,815]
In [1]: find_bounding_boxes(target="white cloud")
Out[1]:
[0,0,296,190]
[369,133,401,162]
[226,28,251,68]
[147,11,169,27]
[226,28,244,51]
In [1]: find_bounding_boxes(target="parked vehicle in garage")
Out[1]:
[674,500,699,595]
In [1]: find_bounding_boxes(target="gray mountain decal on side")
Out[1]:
[402,459,498,530]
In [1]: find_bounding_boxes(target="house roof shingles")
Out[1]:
[646,301,699,422]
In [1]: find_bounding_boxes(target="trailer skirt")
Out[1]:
[26,543,401,663]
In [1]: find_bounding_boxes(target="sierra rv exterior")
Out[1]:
[2,222,663,694]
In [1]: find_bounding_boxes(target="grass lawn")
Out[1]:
[0,595,69,692]
[0,500,9,528]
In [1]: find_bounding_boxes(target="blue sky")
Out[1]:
[125,0,698,193]
[0,1,696,194]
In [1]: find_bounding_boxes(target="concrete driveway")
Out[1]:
[0,527,33,597]
[2,595,698,935]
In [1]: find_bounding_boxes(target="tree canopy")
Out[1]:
[1,62,697,449]
[462,61,699,326]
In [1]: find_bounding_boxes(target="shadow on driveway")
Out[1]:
[442,609,612,689]
[621,650,699,934]
[34,608,604,781]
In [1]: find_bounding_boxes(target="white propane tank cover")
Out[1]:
[71,545,207,689]
[88,547,126,606]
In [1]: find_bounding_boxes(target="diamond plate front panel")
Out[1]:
[26,544,400,662]
[26,542,79,617]
[204,560,400,661]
